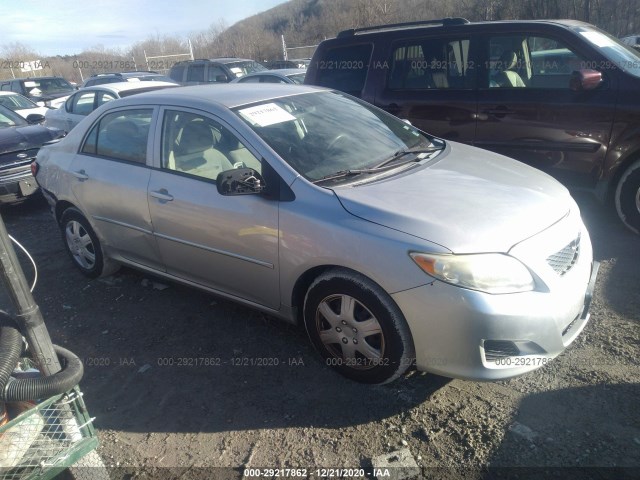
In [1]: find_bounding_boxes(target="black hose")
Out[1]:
[3,345,84,402]
[0,313,22,395]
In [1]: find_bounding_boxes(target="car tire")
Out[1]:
[60,208,119,278]
[303,268,415,384]
[615,159,640,235]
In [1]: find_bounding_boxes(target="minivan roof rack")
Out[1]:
[337,17,470,37]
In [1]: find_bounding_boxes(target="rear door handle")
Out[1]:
[72,170,89,181]
[483,105,516,118]
[150,189,174,203]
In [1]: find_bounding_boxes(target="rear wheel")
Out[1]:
[303,269,415,384]
[615,159,640,234]
[59,208,119,278]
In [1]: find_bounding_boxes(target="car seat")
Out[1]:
[493,50,526,87]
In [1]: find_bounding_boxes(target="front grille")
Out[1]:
[546,235,580,276]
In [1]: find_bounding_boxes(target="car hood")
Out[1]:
[0,125,61,156]
[332,142,572,253]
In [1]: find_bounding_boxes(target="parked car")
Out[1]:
[0,77,75,108]
[263,60,302,70]
[0,105,64,204]
[34,84,597,384]
[44,81,178,133]
[620,34,640,50]
[231,68,306,84]
[305,18,640,234]
[168,58,268,85]
[81,71,178,88]
[0,92,50,120]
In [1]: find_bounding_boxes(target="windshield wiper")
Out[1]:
[313,144,445,184]
[374,145,444,169]
[312,168,378,183]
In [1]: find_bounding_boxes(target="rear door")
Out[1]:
[68,106,164,269]
[374,34,479,142]
[475,30,617,188]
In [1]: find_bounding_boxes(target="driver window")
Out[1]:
[161,110,261,181]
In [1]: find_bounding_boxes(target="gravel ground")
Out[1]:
[1,192,638,480]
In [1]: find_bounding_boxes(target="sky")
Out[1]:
[2,0,289,56]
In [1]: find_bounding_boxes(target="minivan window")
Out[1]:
[314,44,373,96]
[488,35,586,89]
[389,38,474,89]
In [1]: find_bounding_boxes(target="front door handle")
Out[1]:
[72,170,89,181]
[150,189,174,203]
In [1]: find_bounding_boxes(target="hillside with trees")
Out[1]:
[1,0,638,83]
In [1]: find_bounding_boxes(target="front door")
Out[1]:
[475,32,617,189]
[147,108,280,309]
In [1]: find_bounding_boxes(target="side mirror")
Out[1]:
[216,168,265,196]
[570,69,602,92]
[26,113,45,124]
[215,75,229,83]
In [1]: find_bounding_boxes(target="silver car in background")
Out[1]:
[34,84,598,384]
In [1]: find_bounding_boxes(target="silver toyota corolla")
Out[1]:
[34,84,598,384]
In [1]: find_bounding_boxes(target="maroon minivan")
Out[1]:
[305,18,640,234]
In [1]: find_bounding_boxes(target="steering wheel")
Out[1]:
[327,133,351,153]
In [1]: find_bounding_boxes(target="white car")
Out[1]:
[0,91,49,121]
[44,81,177,133]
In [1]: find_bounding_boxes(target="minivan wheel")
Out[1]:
[615,159,640,235]
[60,208,119,278]
[303,269,415,384]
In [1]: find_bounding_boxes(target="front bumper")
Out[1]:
[392,213,598,381]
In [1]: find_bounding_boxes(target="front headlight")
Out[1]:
[410,252,535,294]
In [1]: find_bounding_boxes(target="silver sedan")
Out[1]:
[34,84,598,384]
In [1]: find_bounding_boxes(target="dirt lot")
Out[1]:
[1,192,638,480]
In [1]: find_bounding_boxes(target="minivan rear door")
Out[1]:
[373,34,479,143]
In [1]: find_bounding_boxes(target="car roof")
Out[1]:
[79,80,177,94]
[116,84,328,110]
[332,18,594,39]
[243,69,306,78]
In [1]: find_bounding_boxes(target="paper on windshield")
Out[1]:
[238,103,296,127]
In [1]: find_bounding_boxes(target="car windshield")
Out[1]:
[0,105,28,128]
[575,26,640,78]
[234,91,435,182]
[0,94,38,110]
[23,78,75,95]
[226,61,268,77]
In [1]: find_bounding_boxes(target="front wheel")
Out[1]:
[303,269,415,384]
[60,208,119,278]
[615,159,640,235]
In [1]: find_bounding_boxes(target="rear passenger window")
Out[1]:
[187,65,205,83]
[81,109,152,164]
[315,44,373,97]
[389,38,475,90]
